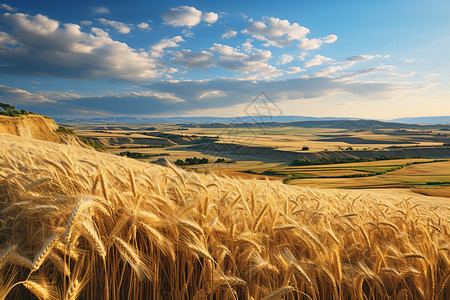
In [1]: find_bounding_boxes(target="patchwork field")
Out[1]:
[68,122,450,199]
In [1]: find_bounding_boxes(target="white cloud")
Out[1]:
[323,34,338,44]
[286,67,304,74]
[170,42,282,78]
[80,20,92,26]
[151,36,184,57]
[242,17,310,47]
[298,38,322,50]
[312,65,345,77]
[1,4,14,11]
[162,6,202,27]
[222,29,237,39]
[137,22,151,31]
[172,50,215,69]
[0,85,53,103]
[161,6,220,28]
[242,17,338,50]
[97,18,131,34]
[93,7,110,14]
[210,42,281,77]
[0,13,159,81]
[304,55,333,68]
[202,12,218,24]
[298,34,337,50]
[278,54,293,65]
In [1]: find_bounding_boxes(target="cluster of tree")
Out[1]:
[175,157,209,166]
[214,158,235,163]
[56,126,74,135]
[118,151,169,159]
[78,136,106,152]
[0,102,36,117]
[426,181,450,185]
[290,155,422,166]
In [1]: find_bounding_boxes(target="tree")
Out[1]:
[0,103,16,112]
[301,146,309,151]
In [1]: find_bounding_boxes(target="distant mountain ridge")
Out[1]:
[186,119,450,130]
[390,116,450,124]
[55,115,351,124]
[55,115,450,125]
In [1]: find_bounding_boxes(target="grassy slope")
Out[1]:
[0,133,449,299]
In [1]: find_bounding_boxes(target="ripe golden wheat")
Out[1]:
[0,134,449,299]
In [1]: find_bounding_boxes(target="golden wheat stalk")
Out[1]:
[31,233,57,272]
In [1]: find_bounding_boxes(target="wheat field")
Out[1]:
[0,134,449,299]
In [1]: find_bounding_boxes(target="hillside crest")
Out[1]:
[0,114,60,142]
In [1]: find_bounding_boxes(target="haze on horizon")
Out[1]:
[0,0,449,120]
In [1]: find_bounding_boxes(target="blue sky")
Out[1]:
[0,0,449,119]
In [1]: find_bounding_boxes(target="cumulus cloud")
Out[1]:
[172,50,215,69]
[298,34,337,50]
[137,22,151,31]
[0,85,53,104]
[170,42,282,78]
[298,38,322,50]
[202,12,218,24]
[211,42,281,77]
[151,36,184,57]
[97,18,131,34]
[162,6,201,27]
[323,34,338,44]
[286,67,304,74]
[242,17,337,50]
[242,17,309,47]
[162,6,218,27]
[304,55,333,68]
[93,7,110,14]
[0,12,159,81]
[222,29,237,39]
[278,54,293,65]
[1,3,14,11]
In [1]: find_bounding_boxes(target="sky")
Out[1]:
[0,0,449,120]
